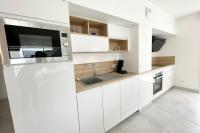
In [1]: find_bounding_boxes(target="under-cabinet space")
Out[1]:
[89,21,107,36]
[109,39,128,52]
[70,16,89,34]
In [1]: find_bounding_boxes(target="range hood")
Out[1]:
[152,36,166,52]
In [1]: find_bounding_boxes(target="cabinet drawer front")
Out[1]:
[71,34,109,52]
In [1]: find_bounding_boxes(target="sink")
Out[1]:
[80,77,103,85]
[80,73,126,85]
[96,73,124,81]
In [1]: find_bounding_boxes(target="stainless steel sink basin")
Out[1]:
[80,73,125,85]
[80,77,103,85]
[96,73,124,81]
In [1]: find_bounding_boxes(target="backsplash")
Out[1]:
[152,56,175,66]
[74,61,117,79]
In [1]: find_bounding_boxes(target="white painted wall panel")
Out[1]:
[0,0,69,24]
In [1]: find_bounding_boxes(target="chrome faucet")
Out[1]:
[88,63,96,76]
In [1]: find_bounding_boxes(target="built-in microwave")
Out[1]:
[0,18,72,65]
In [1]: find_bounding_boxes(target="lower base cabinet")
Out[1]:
[138,73,153,109]
[77,87,104,133]
[76,66,175,133]
[102,82,121,132]
[120,77,139,121]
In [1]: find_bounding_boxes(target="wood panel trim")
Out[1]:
[74,61,117,79]
[152,56,175,66]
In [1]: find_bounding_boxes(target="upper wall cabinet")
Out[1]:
[0,0,69,24]
[71,34,109,52]
[107,24,129,40]
[70,16,108,37]
[70,16,109,52]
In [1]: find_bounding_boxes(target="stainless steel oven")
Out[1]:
[0,18,72,65]
[153,72,163,95]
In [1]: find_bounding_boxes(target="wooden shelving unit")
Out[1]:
[88,20,107,36]
[70,16,89,34]
[70,16,108,37]
[109,39,128,52]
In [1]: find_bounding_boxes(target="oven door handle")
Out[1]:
[153,76,163,83]
[154,75,163,79]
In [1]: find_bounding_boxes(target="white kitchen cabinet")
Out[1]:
[77,87,104,133]
[138,73,153,109]
[120,77,139,121]
[138,25,152,73]
[163,66,175,92]
[102,82,121,132]
[107,24,129,40]
[0,0,69,24]
[4,62,79,133]
[71,34,109,52]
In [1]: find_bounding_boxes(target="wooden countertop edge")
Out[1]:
[76,64,175,93]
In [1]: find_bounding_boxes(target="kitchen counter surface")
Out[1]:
[76,72,137,93]
[76,64,175,93]
[152,64,175,71]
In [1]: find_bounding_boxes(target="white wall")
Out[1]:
[158,12,200,91]
[0,65,7,99]
[0,0,69,25]
[66,0,176,34]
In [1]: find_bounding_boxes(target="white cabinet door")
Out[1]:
[107,24,129,40]
[163,78,174,92]
[77,87,104,133]
[0,0,69,24]
[120,77,139,120]
[138,25,152,73]
[138,73,153,109]
[163,67,175,92]
[102,82,121,132]
[71,34,109,52]
[4,62,79,133]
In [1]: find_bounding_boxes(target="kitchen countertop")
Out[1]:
[152,64,175,71]
[76,64,175,93]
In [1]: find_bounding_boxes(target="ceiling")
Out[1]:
[148,0,200,18]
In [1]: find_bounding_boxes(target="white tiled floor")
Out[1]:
[0,88,200,133]
[108,88,200,133]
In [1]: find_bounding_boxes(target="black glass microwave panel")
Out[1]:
[4,25,62,58]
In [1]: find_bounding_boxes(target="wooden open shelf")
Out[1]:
[89,20,107,36]
[70,16,89,34]
[70,16,108,37]
[109,39,128,52]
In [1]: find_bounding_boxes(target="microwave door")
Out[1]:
[4,25,62,59]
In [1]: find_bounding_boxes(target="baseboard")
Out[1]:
[174,86,200,93]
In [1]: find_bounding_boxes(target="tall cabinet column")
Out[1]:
[124,24,152,73]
